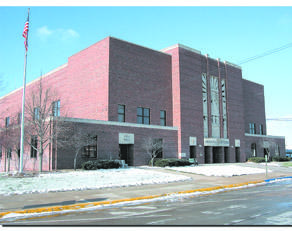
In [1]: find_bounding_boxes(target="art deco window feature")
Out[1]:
[221,79,228,138]
[210,76,220,138]
[202,73,208,138]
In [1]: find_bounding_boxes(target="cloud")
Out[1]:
[37,26,79,41]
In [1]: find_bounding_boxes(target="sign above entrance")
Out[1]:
[235,139,240,147]
[204,138,229,147]
[119,133,134,144]
[189,137,197,146]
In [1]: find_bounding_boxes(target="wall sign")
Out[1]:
[235,139,240,147]
[204,138,229,147]
[119,133,134,144]
[189,137,197,146]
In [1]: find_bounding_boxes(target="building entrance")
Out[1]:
[224,147,229,163]
[119,144,134,166]
[235,147,240,162]
[190,146,196,159]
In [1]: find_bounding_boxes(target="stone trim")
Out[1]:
[62,117,178,131]
[245,133,285,139]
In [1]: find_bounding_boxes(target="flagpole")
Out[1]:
[19,8,30,173]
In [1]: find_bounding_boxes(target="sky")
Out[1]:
[0,4,292,149]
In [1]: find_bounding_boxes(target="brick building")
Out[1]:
[0,37,285,171]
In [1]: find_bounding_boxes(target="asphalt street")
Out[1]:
[5,178,292,226]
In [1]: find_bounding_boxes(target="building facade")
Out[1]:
[0,37,286,171]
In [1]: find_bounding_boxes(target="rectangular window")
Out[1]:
[82,136,97,158]
[6,148,12,159]
[118,105,125,122]
[160,110,166,126]
[249,123,256,134]
[5,117,9,128]
[154,138,163,159]
[52,100,60,117]
[137,107,150,125]
[259,124,264,135]
[34,107,39,120]
[18,113,22,125]
[30,136,38,158]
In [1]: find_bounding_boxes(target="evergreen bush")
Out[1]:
[272,156,291,162]
[154,158,193,167]
[247,157,266,163]
[81,160,121,170]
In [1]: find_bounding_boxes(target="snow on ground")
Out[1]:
[259,162,280,167]
[0,168,191,196]
[166,164,271,177]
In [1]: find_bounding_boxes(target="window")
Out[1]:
[18,113,22,125]
[82,136,97,158]
[160,110,166,126]
[5,117,10,128]
[153,138,163,159]
[251,143,257,157]
[52,100,60,117]
[137,107,150,125]
[0,145,2,158]
[30,136,38,158]
[202,73,208,138]
[259,124,264,135]
[249,123,256,134]
[34,107,39,120]
[6,148,12,159]
[118,105,125,122]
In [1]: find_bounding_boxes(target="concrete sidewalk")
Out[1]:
[1,164,291,215]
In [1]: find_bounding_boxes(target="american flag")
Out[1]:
[22,15,29,51]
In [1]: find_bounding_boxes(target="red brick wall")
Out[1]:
[242,79,266,135]
[108,37,173,126]
[56,119,178,168]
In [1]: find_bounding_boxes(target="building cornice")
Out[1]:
[0,63,67,101]
[245,133,285,139]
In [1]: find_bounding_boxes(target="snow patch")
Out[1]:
[166,165,271,177]
[0,168,191,196]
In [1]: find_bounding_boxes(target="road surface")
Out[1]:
[4,179,292,226]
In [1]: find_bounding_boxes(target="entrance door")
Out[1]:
[119,144,134,166]
[190,146,196,159]
[224,147,229,163]
[235,147,240,162]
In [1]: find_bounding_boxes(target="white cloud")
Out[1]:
[36,26,79,41]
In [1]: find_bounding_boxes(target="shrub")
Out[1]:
[154,158,193,167]
[248,157,267,163]
[272,156,291,162]
[81,160,121,170]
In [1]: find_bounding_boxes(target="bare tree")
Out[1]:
[143,137,164,167]
[59,123,97,170]
[25,77,64,172]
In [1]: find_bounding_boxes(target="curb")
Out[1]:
[1,177,291,222]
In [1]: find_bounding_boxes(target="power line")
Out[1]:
[237,41,292,65]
